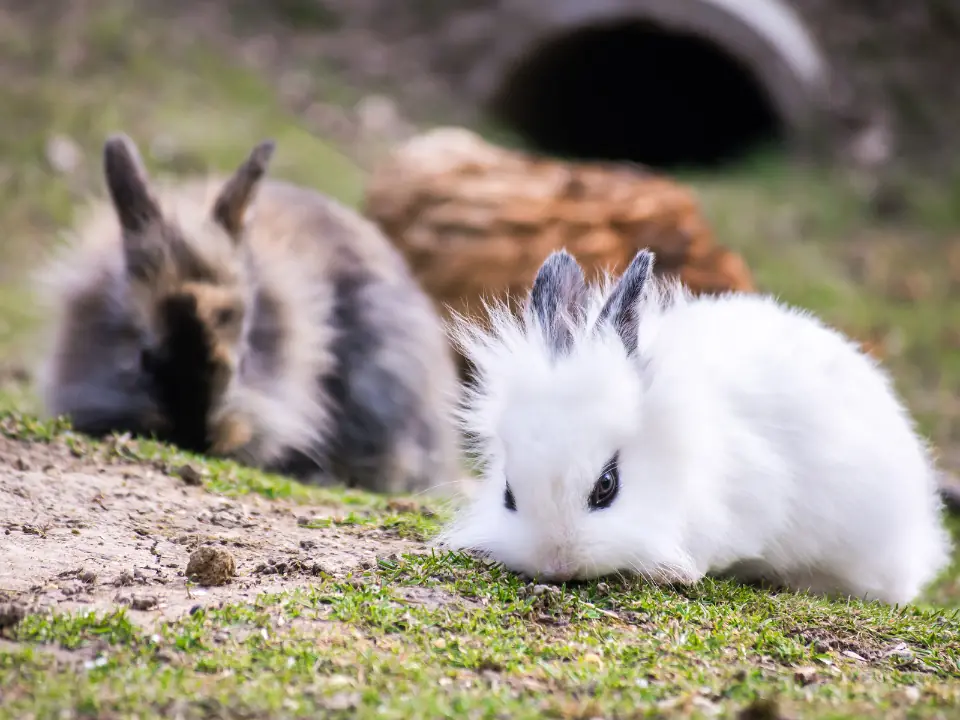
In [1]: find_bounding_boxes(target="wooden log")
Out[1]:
[363,127,755,361]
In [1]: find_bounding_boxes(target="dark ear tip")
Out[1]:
[103,133,137,160]
[628,248,656,273]
[250,140,276,167]
[540,248,581,271]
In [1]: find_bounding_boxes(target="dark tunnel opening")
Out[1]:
[489,21,786,171]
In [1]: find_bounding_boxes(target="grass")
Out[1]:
[2,553,960,719]
[2,2,960,718]
[3,412,960,719]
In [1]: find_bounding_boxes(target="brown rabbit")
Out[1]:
[35,133,461,494]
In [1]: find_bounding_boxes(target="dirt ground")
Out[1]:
[0,434,428,627]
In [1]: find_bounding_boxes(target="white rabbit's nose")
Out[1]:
[540,558,576,583]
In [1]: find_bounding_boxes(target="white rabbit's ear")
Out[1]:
[524,249,587,357]
[594,249,655,354]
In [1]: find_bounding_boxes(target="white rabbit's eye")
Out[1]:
[504,482,517,511]
[589,454,620,510]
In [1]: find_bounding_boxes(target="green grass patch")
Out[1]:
[3,553,959,719]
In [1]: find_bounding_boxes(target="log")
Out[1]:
[363,125,754,331]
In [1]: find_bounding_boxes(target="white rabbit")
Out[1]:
[436,248,952,605]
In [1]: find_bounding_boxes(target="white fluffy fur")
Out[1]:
[437,259,952,605]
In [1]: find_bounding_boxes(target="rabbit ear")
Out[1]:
[525,249,587,356]
[212,139,276,240]
[103,133,163,235]
[594,249,655,355]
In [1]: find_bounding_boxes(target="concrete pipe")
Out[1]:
[469,0,830,169]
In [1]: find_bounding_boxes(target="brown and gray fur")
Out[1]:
[35,133,461,494]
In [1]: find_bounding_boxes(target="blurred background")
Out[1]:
[2,0,960,477]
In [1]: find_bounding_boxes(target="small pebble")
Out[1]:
[128,595,159,611]
[386,498,419,514]
[0,602,26,631]
[45,134,83,174]
[793,666,819,686]
[322,692,361,712]
[174,464,204,487]
[186,546,237,586]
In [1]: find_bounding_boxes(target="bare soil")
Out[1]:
[0,434,425,626]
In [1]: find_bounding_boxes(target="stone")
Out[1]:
[44,134,82,175]
[185,546,236,587]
